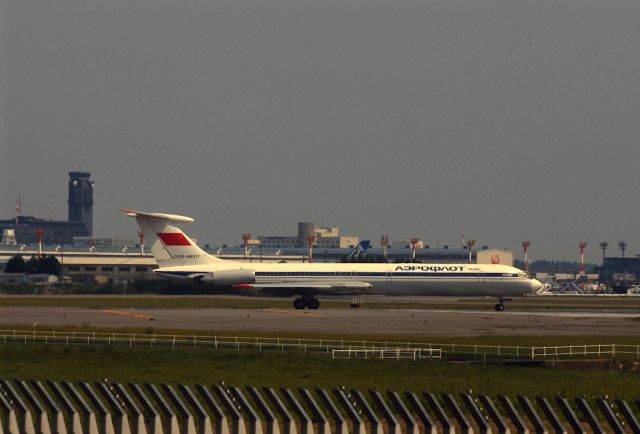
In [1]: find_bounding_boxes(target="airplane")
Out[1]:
[123,210,543,311]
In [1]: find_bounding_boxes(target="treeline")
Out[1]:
[3,255,62,275]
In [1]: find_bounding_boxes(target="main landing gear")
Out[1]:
[293,297,320,310]
[494,297,511,311]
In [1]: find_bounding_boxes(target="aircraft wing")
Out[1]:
[236,281,373,296]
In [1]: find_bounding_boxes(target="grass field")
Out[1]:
[2,294,640,310]
[1,343,639,400]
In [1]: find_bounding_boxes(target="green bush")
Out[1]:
[4,254,61,275]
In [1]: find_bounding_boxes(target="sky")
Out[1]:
[1,0,639,262]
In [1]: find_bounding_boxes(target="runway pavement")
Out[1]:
[1,305,639,336]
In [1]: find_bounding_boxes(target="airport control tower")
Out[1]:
[68,172,94,236]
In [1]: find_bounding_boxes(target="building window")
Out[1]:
[119,267,131,272]
[102,267,114,272]
[84,266,97,271]
[135,267,147,272]
[68,266,80,271]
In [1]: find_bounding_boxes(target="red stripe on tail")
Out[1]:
[158,232,191,246]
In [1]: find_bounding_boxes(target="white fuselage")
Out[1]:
[155,261,540,297]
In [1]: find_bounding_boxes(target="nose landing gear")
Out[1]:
[494,297,511,311]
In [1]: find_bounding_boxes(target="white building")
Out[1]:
[258,222,359,249]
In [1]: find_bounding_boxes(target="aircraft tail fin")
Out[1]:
[348,240,372,261]
[121,209,225,267]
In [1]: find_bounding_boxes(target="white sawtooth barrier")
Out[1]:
[0,380,637,434]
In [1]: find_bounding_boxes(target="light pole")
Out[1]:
[598,241,608,264]
[618,241,627,258]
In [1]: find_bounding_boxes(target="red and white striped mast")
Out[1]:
[409,238,419,261]
[381,234,389,262]
[15,194,21,224]
[306,235,316,263]
[242,233,251,260]
[138,230,145,257]
[35,228,45,257]
[578,241,587,274]
[466,239,475,263]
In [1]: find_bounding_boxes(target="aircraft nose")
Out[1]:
[530,278,543,294]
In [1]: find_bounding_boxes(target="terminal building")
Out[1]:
[258,222,359,249]
[599,257,640,291]
[0,172,94,245]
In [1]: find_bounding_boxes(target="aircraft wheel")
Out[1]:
[494,303,505,312]
[307,298,320,310]
[293,298,306,310]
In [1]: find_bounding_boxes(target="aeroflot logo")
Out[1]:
[395,265,465,272]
